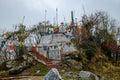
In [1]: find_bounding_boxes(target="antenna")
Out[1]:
[71,11,75,28]
[56,8,58,26]
[118,28,120,35]
[82,5,86,15]
[12,24,16,32]
[53,17,56,26]
[63,15,66,24]
[75,18,78,27]
[22,16,25,24]
[45,9,47,26]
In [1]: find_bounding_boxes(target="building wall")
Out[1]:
[48,50,61,60]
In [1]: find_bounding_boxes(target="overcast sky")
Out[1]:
[0,0,120,33]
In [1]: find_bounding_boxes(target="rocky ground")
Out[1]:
[0,53,120,80]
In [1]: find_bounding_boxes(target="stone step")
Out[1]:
[30,50,61,70]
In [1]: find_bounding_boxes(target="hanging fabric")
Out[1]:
[25,46,30,48]
[19,42,23,47]
[37,46,42,48]
[32,45,36,51]
[17,33,19,37]
[68,42,71,47]
[43,46,47,51]
[54,45,58,49]
[1,42,4,48]
[66,42,69,45]
[50,45,52,48]
[2,34,4,37]
[47,28,50,33]
[9,44,14,50]
[15,45,19,48]
[65,35,69,38]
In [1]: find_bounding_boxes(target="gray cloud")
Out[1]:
[0,0,120,33]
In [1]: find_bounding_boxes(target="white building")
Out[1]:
[36,33,76,60]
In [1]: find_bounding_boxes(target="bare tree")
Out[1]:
[80,11,117,45]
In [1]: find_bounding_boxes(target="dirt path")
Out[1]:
[0,76,44,80]
[19,76,44,80]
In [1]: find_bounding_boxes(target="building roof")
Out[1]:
[39,33,71,46]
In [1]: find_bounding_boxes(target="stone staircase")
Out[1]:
[29,50,61,70]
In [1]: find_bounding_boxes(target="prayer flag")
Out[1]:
[43,46,47,51]
[9,45,14,50]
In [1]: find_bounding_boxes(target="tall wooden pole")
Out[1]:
[71,11,75,32]
[45,10,47,26]
[56,8,58,26]
[22,16,25,24]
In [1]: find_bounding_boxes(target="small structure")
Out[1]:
[36,33,76,61]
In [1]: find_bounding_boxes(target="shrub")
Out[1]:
[0,62,8,71]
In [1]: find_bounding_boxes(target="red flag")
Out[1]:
[9,45,14,50]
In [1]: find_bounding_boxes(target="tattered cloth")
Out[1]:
[9,45,14,50]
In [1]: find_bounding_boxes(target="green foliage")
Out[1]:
[14,56,24,63]
[70,51,88,64]
[17,43,26,56]
[77,43,96,61]
[74,11,118,64]
[24,63,49,76]
[18,24,26,32]
[80,11,117,46]
[0,71,9,78]
[0,62,8,71]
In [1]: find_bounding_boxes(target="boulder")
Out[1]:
[9,65,25,75]
[79,71,99,80]
[67,59,83,70]
[28,56,33,63]
[36,70,40,73]
[23,55,28,60]
[6,61,18,69]
[44,68,62,80]
[65,72,78,79]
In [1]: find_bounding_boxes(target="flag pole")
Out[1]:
[56,8,58,26]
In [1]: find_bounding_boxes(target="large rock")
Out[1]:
[65,72,78,79]
[79,71,99,80]
[44,68,62,80]
[67,59,83,70]
[6,61,18,69]
[9,65,25,75]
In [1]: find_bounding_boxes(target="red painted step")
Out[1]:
[30,49,61,70]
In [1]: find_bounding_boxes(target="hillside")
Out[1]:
[0,11,120,80]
